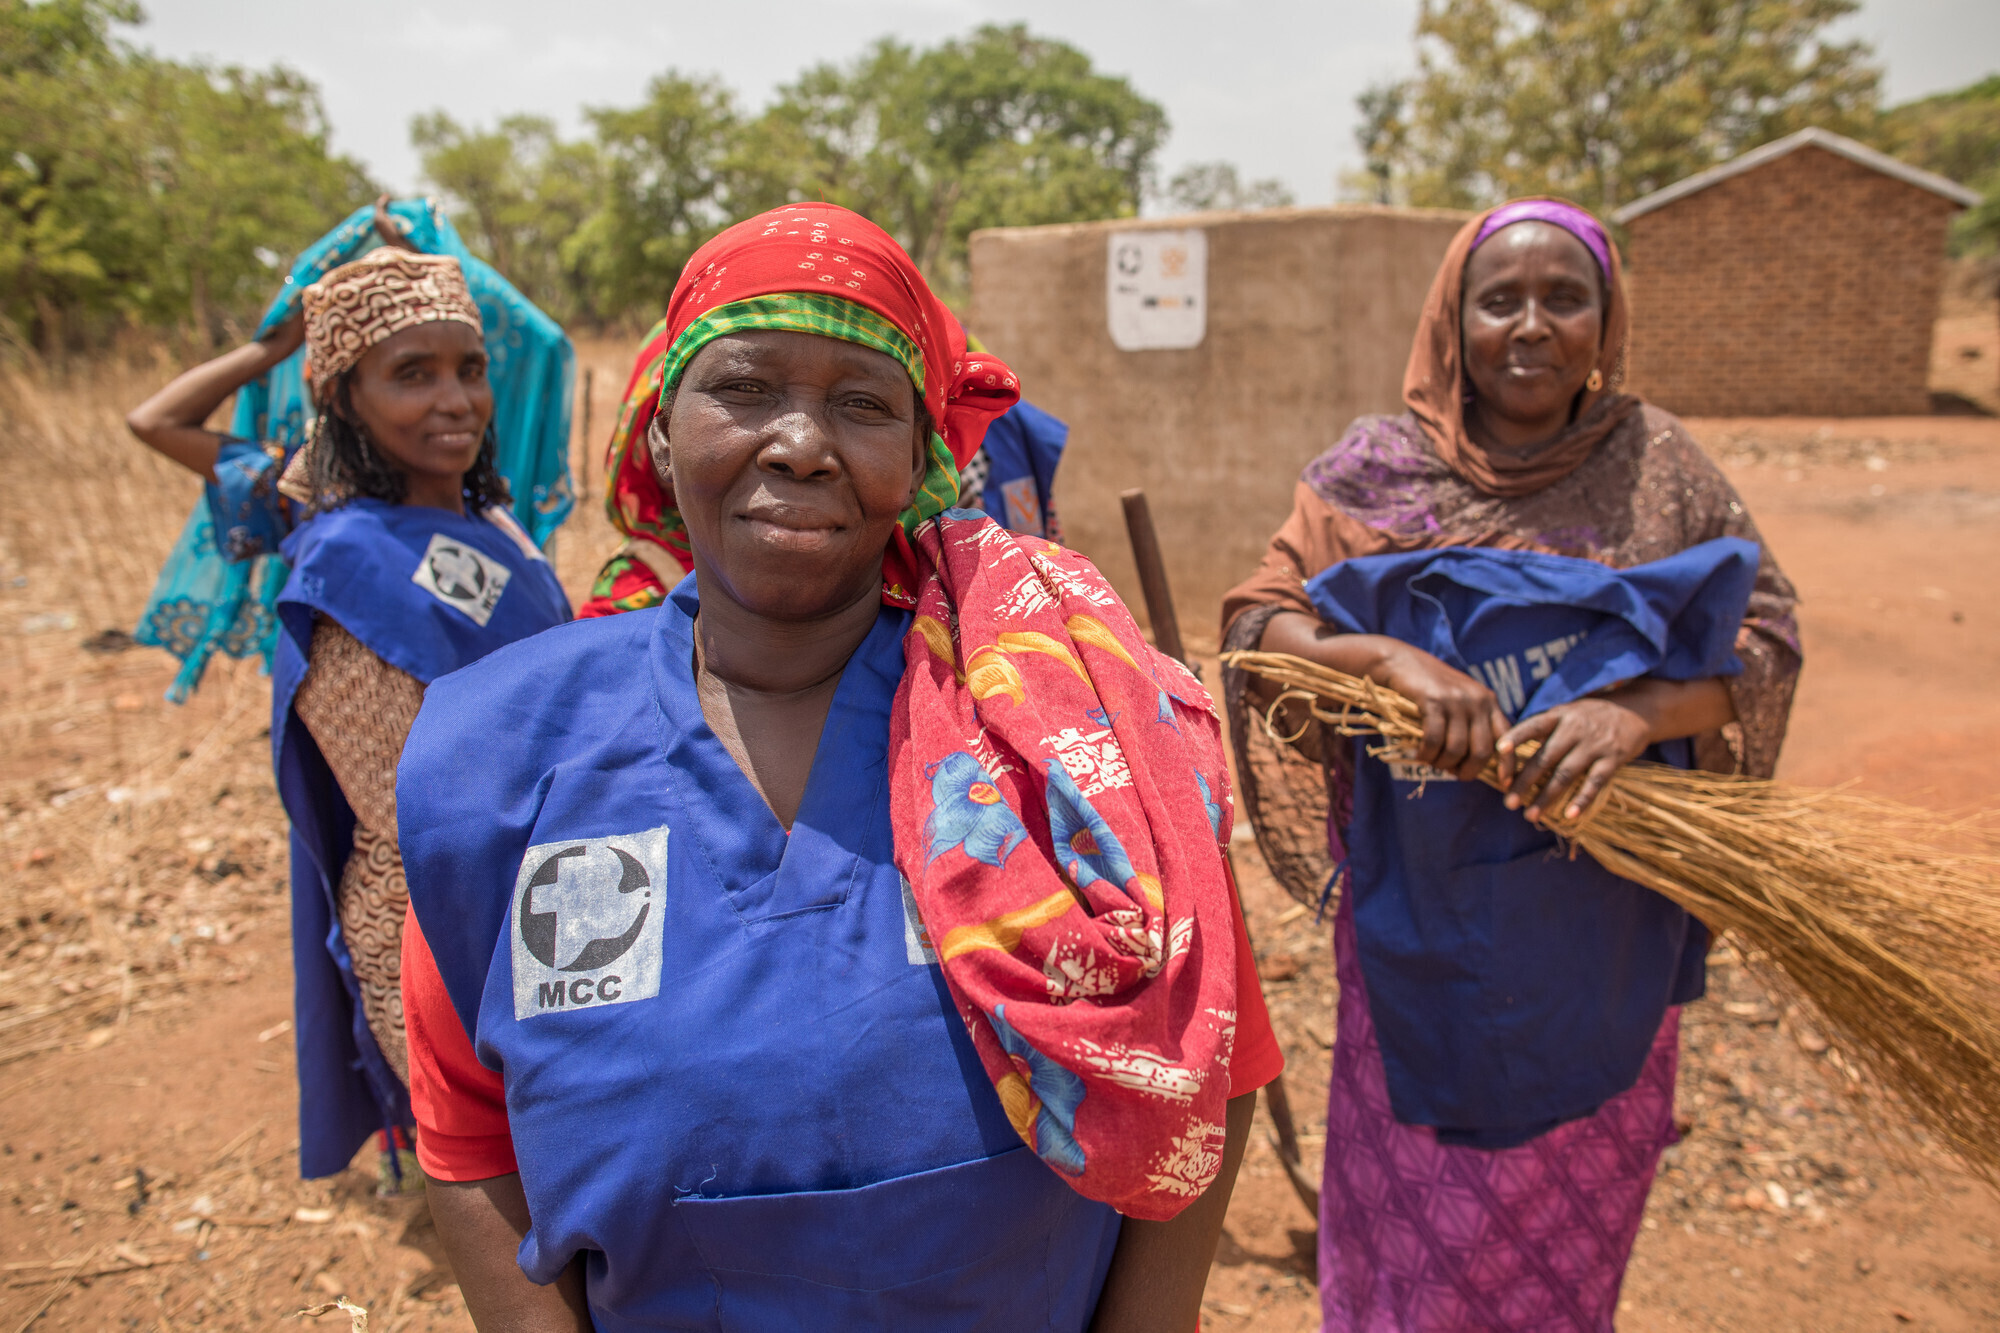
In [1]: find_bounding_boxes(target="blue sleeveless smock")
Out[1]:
[1308,537,1758,1147]
[274,499,571,1178]
[398,577,1122,1332]
[977,401,1067,538]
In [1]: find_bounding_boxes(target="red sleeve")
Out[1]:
[575,552,668,620]
[1224,858,1286,1097]
[403,905,519,1181]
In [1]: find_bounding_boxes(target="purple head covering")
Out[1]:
[1470,199,1613,278]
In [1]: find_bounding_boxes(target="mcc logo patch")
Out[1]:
[510,827,670,1019]
[412,533,511,626]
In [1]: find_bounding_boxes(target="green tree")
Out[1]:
[127,57,374,338]
[745,24,1168,299]
[1873,75,2000,255]
[565,72,741,321]
[1380,0,1880,212]
[1162,161,1295,213]
[0,0,147,346]
[1352,83,1408,205]
[0,0,373,350]
[413,111,604,322]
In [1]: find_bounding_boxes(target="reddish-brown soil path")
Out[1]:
[3,352,1997,1331]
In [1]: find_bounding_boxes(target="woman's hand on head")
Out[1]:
[259,311,306,363]
[125,327,307,481]
[1258,613,1508,781]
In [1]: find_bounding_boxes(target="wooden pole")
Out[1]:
[577,366,595,506]
[1117,486,1320,1220]
[1117,489,1185,663]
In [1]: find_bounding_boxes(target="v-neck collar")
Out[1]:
[647,577,906,922]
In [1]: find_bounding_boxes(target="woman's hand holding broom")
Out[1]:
[1261,610,1736,823]
[1260,611,1509,780]
[1499,678,1736,824]
[1226,642,2000,1190]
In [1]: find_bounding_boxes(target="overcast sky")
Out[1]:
[130,1,1998,207]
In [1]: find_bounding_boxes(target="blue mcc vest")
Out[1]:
[399,578,1121,1332]
[1308,538,1758,1148]
[273,498,571,1178]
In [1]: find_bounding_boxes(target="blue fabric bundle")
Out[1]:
[976,400,1067,537]
[135,199,575,701]
[1307,538,1758,1147]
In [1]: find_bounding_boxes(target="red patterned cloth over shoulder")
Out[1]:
[894,512,1241,1219]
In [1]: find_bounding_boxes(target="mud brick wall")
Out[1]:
[1622,145,1961,417]
[969,206,1468,635]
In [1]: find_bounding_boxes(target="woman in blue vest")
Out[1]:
[132,247,572,1194]
[397,203,1283,1331]
[1222,200,1801,1330]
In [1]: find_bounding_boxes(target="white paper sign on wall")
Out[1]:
[1106,229,1207,351]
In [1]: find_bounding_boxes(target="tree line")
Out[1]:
[2,0,371,352]
[1350,0,1998,256]
[3,0,1993,355]
[407,25,1227,329]
[1,2,1290,349]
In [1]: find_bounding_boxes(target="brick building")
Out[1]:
[1615,128,1978,416]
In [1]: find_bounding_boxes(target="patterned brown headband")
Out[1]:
[302,249,483,387]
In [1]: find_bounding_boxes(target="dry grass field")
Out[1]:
[2,339,1998,1332]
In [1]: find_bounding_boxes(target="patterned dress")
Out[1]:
[291,620,425,1085]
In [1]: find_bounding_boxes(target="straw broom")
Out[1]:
[1222,648,2000,1188]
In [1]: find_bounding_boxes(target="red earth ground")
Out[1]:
[2,350,1997,1331]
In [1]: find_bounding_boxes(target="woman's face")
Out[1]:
[662,329,928,621]
[344,321,493,502]
[1459,222,1605,444]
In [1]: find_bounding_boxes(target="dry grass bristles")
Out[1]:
[1222,648,2000,1190]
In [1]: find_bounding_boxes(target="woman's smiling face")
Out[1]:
[1459,221,1605,448]
[660,329,929,621]
[344,320,493,504]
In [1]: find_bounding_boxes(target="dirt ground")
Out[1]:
[3,345,1999,1332]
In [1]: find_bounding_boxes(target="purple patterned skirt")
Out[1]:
[1320,897,1679,1332]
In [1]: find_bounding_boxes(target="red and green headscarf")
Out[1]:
[583,204,1019,616]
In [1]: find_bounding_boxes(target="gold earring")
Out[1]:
[1586,369,1605,392]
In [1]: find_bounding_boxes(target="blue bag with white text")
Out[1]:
[1306,538,1757,1146]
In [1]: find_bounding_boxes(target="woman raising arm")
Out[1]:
[133,250,571,1196]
